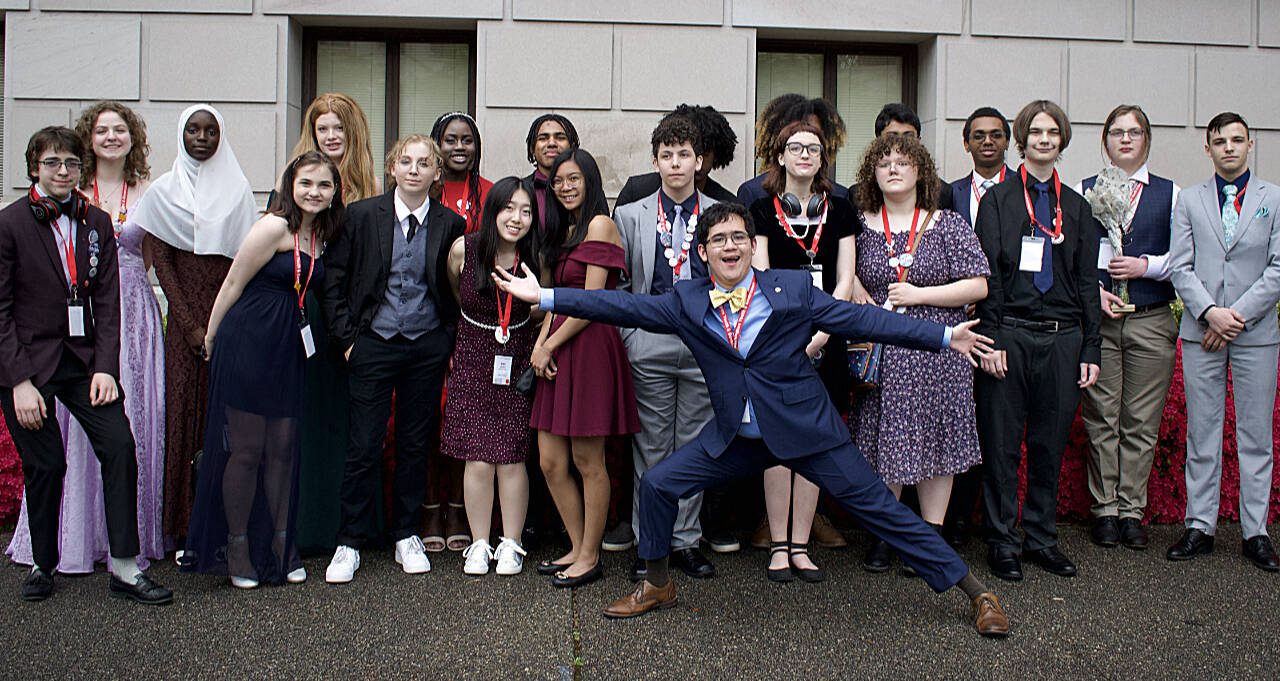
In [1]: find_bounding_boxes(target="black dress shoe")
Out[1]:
[671,547,715,579]
[788,542,826,583]
[766,542,793,583]
[629,558,648,583]
[1242,536,1280,572]
[551,563,604,588]
[943,520,972,548]
[1025,546,1077,577]
[109,573,173,606]
[862,539,891,573]
[21,568,54,602]
[987,546,1023,582]
[1090,516,1120,548]
[1166,528,1214,561]
[1117,518,1149,550]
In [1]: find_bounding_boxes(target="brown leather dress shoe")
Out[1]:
[971,592,1009,638]
[602,580,678,619]
[811,514,848,549]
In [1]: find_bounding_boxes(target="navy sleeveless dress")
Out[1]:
[183,250,322,584]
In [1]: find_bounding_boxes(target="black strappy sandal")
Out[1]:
[789,542,827,583]
[767,541,794,583]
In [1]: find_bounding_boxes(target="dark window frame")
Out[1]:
[755,39,917,113]
[303,27,478,154]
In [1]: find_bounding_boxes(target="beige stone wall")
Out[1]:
[3,0,1280,200]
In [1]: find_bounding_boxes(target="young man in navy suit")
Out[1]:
[496,202,1010,637]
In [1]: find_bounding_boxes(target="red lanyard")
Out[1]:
[1230,182,1248,214]
[1123,181,1144,229]
[92,179,129,229]
[494,253,520,338]
[657,196,701,277]
[771,196,828,262]
[714,277,757,351]
[293,232,316,313]
[970,166,1006,206]
[881,207,922,281]
[1019,165,1063,242]
[52,218,78,295]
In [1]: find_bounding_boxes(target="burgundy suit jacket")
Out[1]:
[0,194,121,388]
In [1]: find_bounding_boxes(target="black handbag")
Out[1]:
[514,366,537,396]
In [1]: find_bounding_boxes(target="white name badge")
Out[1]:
[1097,239,1114,270]
[67,304,85,337]
[300,323,316,358]
[493,355,513,386]
[804,263,823,289]
[1018,236,1045,273]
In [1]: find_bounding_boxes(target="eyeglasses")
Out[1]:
[39,158,83,172]
[551,174,584,190]
[706,231,752,248]
[875,160,915,172]
[1107,128,1146,140]
[785,143,823,157]
[395,158,436,171]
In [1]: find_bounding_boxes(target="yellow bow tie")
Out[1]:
[709,287,749,312]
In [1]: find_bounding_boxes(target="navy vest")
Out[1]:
[1082,173,1176,308]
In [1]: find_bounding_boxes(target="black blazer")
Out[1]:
[0,195,120,388]
[321,190,466,351]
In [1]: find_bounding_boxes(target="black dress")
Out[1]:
[184,250,322,583]
[750,195,861,412]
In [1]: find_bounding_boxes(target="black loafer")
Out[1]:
[628,558,648,583]
[1167,528,1214,561]
[1117,518,1149,550]
[21,567,54,602]
[1025,546,1077,577]
[1090,516,1120,548]
[862,539,891,573]
[551,563,604,588]
[943,520,972,548]
[671,547,715,579]
[109,573,173,606]
[987,546,1023,582]
[1242,536,1279,573]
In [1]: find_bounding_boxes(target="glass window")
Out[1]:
[398,43,470,138]
[316,40,387,177]
[755,48,908,187]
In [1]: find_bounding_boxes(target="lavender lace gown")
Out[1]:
[5,221,166,573]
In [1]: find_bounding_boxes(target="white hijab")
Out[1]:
[133,104,256,258]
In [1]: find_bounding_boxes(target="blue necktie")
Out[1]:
[1033,182,1053,294]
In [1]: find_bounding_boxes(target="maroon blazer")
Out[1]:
[0,194,121,388]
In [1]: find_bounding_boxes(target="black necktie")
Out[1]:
[407,214,420,241]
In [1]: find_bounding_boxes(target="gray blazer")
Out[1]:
[613,189,719,296]
[1169,176,1280,345]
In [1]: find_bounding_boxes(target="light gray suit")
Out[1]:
[614,189,717,549]
[1169,175,1280,539]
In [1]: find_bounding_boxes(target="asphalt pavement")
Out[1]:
[3,522,1278,680]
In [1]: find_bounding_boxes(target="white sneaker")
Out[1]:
[494,536,527,576]
[230,576,259,589]
[286,567,307,584]
[462,538,494,575]
[325,545,360,583]
[395,536,431,574]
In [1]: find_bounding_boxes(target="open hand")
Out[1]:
[949,319,995,362]
[493,263,542,305]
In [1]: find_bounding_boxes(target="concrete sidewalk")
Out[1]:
[4,523,1277,680]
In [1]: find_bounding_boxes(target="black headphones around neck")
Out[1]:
[779,192,826,219]
[28,185,90,224]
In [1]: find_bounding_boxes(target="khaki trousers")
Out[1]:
[1080,306,1177,519]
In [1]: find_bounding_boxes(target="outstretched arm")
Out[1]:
[494,263,683,335]
[807,285,992,362]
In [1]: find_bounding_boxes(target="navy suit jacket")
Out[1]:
[949,165,1015,227]
[550,268,946,460]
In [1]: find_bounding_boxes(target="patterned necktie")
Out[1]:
[406,214,420,241]
[671,205,689,281]
[1033,182,1054,294]
[1222,184,1239,247]
[709,287,748,312]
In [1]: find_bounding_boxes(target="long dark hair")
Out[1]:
[267,150,345,244]
[542,148,608,278]
[431,111,484,228]
[472,176,541,294]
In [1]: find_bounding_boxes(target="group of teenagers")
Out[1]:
[2,87,1277,640]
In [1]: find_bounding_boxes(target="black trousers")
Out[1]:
[0,350,138,571]
[337,329,450,548]
[975,324,1082,553]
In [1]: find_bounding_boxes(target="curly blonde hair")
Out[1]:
[854,135,941,213]
[74,101,151,188]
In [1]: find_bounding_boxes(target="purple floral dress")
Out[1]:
[851,209,989,485]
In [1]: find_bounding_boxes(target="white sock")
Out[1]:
[111,556,142,583]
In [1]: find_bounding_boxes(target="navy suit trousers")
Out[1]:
[637,436,970,593]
